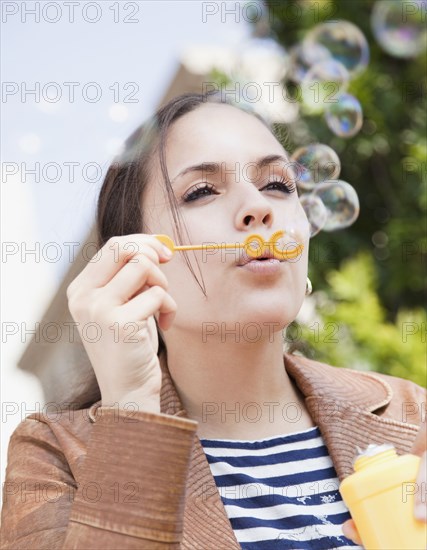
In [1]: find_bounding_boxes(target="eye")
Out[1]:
[182,183,217,203]
[262,178,297,194]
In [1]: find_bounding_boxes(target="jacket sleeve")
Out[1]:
[0,407,198,550]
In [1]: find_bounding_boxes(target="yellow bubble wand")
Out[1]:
[154,230,303,260]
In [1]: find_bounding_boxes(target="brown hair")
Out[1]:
[95,91,286,356]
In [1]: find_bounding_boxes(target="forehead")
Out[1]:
[164,103,286,172]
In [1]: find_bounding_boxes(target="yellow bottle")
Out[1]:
[339,444,426,549]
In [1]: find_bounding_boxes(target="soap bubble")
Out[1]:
[301,59,350,113]
[274,223,308,262]
[290,144,341,190]
[312,180,360,230]
[325,93,363,138]
[299,194,328,236]
[371,0,427,58]
[286,42,331,83]
[303,20,370,75]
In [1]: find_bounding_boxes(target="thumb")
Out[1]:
[342,519,363,545]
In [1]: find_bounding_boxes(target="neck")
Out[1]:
[163,328,314,440]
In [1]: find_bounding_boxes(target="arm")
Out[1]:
[1,408,198,550]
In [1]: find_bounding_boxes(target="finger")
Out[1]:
[119,285,177,331]
[342,519,363,545]
[71,234,171,291]
[105,253,169,305]
[414,451,427,521]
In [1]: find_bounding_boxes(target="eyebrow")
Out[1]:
[170,154,290,185]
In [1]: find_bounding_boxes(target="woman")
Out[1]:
[1,92,425,549]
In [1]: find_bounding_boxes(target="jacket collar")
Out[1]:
[158,348,391,411]
[282,353,420,475]
[157,350,420,549]
[283,352,393,412]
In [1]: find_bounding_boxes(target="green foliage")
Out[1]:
[265,0,426,317]
[267,0,426,385]
[290,253,426,387]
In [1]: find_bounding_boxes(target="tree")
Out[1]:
[264,0,426,384]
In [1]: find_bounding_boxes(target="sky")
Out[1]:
[2,1,251,278]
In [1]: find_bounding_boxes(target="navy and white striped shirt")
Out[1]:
[200,426,362,549]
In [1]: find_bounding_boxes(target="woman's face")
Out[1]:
[143,102,310,336]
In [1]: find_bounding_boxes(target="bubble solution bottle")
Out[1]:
[339,444,426,549]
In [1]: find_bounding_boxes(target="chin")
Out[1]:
[236,307,297,329]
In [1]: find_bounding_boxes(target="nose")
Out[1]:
[236,185,274,231]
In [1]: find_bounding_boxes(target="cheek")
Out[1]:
[158,258,184,290]
[158,254,205,301]
[288,245,309,290]
[292,201,311,241]
[142,186,177,235]
[297,260,309,289]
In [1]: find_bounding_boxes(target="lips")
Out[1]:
[237,250,283,266]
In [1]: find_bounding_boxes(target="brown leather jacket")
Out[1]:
[1,351,426,549]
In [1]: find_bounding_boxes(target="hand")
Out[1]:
[341,519,362,546]
[66,234,176,410]
[341,451,427,546]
